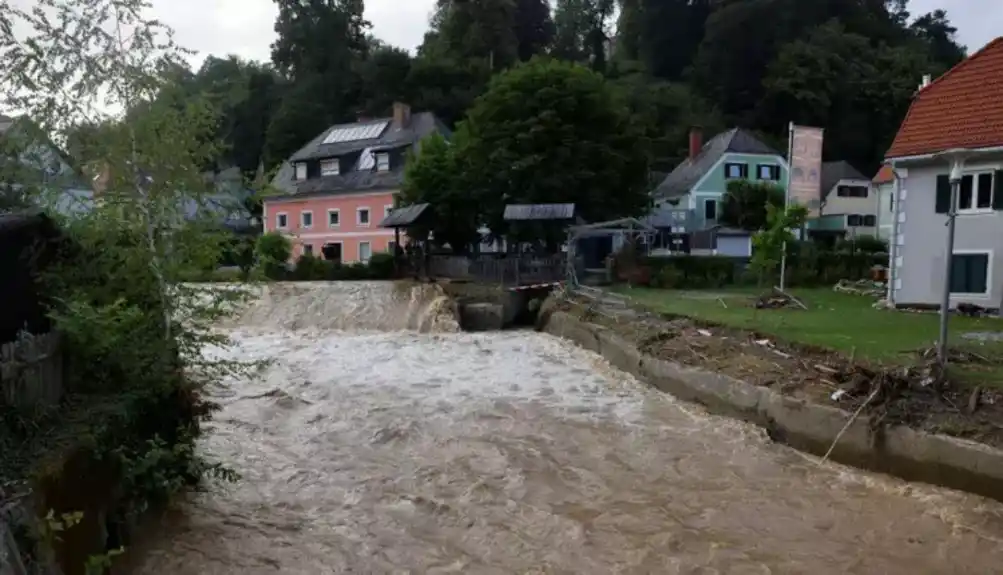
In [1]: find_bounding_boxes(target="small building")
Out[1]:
[808,160,878,239]
[264,102,449,263]
[884,37,1003,309]
[650,127,789,232]
[872,164,897,241]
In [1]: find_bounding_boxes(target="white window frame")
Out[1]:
[384,204,393,219]
[358,241,372,263]
[294,162,307,181]
[957,171,995,215]
[276,212,288,230]
[302,243,314,256]
[357,207,371,227]
[757,164,779,181]
[327,208,341,228]
[376,153,390,172]
[301,210,313,229]
[949,249,992,298]
[724,162,747,180]
[320,159,339,176]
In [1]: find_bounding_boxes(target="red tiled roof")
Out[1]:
[885,37,1003,159]
[872,164,894,184]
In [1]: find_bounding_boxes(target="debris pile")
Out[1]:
[834,279,886,298]
[753,290,807,310]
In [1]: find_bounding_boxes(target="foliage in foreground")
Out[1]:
[0,0,257,569]
[719,180,786,232]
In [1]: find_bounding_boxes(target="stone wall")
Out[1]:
[541,310,1003,502]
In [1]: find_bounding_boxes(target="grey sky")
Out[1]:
[149,0,995,68]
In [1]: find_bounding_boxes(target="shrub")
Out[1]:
[292,254,330,281]
[642,255,743,289]
[255,232,292,280]
[367,252,396,279]
[836,234,888,254]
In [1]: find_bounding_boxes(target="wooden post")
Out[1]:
[394,227,401,276]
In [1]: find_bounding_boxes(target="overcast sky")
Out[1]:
[149,0,996,69]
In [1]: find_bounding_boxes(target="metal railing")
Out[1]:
[428,255,566,286]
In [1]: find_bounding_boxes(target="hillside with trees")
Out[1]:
[62,0,967,212]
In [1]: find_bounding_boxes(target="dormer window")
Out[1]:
[376,153,390,172]
[294,162,307,180]
[321,159,339,176]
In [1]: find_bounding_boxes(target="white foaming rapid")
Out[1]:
[223,281,460,333]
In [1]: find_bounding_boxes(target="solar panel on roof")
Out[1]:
[322,121,389,144]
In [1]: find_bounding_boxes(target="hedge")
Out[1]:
[287,252,397,281]
[638,251,887,290]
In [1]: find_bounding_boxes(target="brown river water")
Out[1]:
[124,282,1003,574]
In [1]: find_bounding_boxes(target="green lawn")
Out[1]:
[611,286,1003,383]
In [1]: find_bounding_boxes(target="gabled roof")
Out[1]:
[380,203,430,228]
[873,164,895,185]
[886,37,1003,159]
[271,110,449,198]
[653,128,781,200]
[820,161,868,198]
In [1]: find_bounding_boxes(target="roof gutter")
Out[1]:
[886,145,1003,164]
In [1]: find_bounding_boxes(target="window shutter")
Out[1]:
[935,174,951,213]
[994,171,1003,210]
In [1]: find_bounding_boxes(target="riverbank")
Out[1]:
[538,292,1003,502]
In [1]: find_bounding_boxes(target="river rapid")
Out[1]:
[124,282,1003,574]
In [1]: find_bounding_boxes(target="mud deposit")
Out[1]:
[122,282,1003,574]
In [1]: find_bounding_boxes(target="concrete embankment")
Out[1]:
[540,309,1003,502]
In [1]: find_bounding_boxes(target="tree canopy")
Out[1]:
[38,0,971,226]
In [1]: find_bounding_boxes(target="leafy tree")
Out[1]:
[355,44,413,118]
[751,204,808,285]
[458,57,649,245]
[553,0,615,71]
[910,9,966,69]
[0,0,250,518]
[256,231,293,279]
[720,179,785,231]
[398,132,480,252]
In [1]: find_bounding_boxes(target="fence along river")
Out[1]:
[121,281,1003,573]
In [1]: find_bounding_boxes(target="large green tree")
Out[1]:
[458,57,650,243]
[398,132,482,252]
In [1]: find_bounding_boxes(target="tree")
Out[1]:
[0,0,249,523]
[553,0,615,71]
[457,57,650,244]
[720,179,785,231]
[398,132,481,252]
[910,9,966,69]
[751,204,808,285]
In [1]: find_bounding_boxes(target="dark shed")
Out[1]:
[0,210,63,342]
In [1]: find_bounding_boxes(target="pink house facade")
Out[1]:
[263,102,447,263]
[264,190,399,262]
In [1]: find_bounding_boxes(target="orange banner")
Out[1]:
[788,126,824,217]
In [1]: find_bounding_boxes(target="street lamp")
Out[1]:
[934,148,970,365]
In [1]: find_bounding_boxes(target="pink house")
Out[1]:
[263,102,448,263]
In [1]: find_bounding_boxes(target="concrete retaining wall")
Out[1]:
[542,311,1003,502]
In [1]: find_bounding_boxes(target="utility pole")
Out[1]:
[937,156,965,365]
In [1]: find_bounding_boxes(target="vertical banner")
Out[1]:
[788,125,824,217]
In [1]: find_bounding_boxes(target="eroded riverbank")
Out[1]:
[122,282,1003,573]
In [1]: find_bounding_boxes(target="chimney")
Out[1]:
[920,74,932,90]
[688,126,703,160]
[393,102,411,129]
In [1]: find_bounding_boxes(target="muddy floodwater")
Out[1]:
[125,282,1003,574]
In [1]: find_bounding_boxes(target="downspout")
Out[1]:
[886,165,903,306]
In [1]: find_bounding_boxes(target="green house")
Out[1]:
[651,128,789,230]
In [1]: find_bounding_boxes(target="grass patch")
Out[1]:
[612,286,1003,387]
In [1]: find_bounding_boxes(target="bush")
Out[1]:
[836,235,888,254]
[367,252,396,279]
[292,254,330,280]
[642,255,744,289]
[255,232,292,279]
